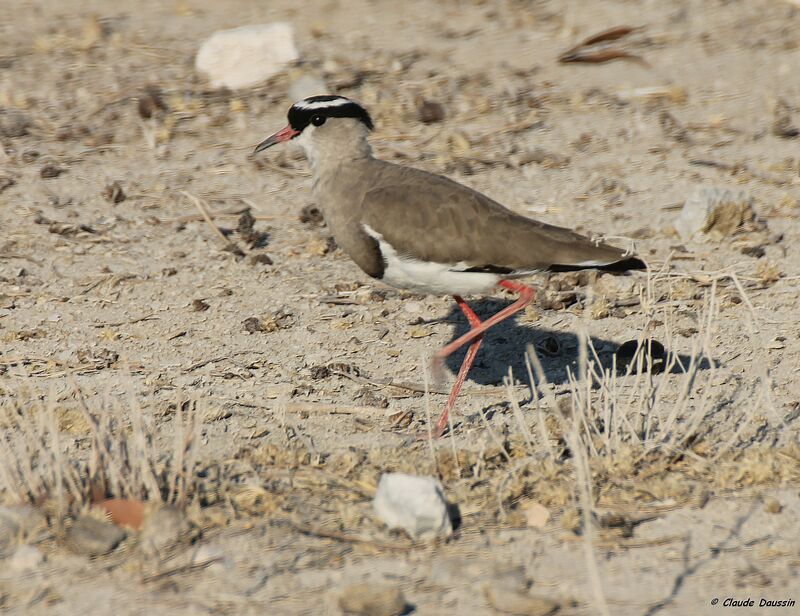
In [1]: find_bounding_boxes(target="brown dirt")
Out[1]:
[1,0,800,614]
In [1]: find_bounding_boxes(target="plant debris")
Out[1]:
[40,164,65,179]
[558,25,646,64]
[772,99,799,138]
[102,181,126,204]
[417,98,445,124]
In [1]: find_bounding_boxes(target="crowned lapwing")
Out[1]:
[255,95,645,438]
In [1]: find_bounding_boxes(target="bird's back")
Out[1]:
[355,159,641,274]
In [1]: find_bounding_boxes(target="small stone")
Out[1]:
[674,187,757,242]
[595,273,637,298]
[309,364,330,380]
[764,498,782,514]
[0,505,47,555]
[403,301,422,314]
[299,204,325,227]
[484,586,560,616]
[203,407,233,422]
[741,245,765,258]
[66,516,126,556]
[40,164,65,179]
[195,23,299,90]
[236,210,269,248]
[243,316,265,333]
[250,253,273,266]
[772,99,799,139]
[137,85,167,119]
[140,506,192,558]
[338,583,409,616]
[355,387,389,408]
[518,147,570,168]
[102,181,126,204]
[190,544,231,572]
[373,473,453,539]
[192,298,210,312]
[8,545,44,571]
[522,501,550,529]
[418,99,445,124]
[0,110,30,138]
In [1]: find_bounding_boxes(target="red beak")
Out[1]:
[253,125,300,154]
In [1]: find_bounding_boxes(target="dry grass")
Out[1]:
[485,267,794,612]
[0,268,795,616]
[0,382,201,522]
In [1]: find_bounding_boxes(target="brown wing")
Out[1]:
[359,163,639,272]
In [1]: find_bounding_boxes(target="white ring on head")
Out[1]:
[294,97,352,110]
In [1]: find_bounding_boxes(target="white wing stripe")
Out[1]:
[362,224,499,296]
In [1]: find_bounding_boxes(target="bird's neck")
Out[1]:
[306,140,373,178]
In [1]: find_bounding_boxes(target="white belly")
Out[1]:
[364,224,500,296]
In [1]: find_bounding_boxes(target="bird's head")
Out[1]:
[254,95,374,165]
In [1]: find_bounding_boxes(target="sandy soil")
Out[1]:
[1,0,800,614]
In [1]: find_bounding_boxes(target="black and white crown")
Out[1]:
[288,95,374,132]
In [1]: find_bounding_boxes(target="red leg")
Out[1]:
[427,296,484,438]
[435,281,535,366]
[425,281,536,438]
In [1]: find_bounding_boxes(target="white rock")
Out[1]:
[403,301,423,314]
[0,505,47,554]
[288,75,328,102]
[140,506,192,558]
[373,473,452,539]
[8,545,44,571]
[191,544,231,572]
[674,187,754,242]
[595,273,638,298]
[195,23,299,90]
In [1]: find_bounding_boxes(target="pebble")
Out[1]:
[8,545,44,571]
[65,516,126,556]
[522,501,551,528]
[196,23,299,90]
[403,301,423,314]
[674,187,755,242]
[190,543,232,572]
[0,109,30,138]
[595,273,637,298]
[373,473,453,539]
[417,99,445,124]
[338,582,409,616]
[0,505,47,555]
[484,586,560,616]
[140,506,192,558]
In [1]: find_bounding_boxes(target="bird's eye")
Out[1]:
[311,114,326,127]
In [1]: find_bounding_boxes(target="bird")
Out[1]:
[254,95,645,438]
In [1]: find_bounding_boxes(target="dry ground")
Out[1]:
[1,0,800,614]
